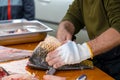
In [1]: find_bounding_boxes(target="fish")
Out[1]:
[46,67,56,75]
[0,46,32,62]
[0,67,9,80]
[28,36,94,71]
[1,73,38,80]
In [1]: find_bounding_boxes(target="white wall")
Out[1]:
[35,0,74,23]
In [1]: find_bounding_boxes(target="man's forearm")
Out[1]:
[87,28,120,56]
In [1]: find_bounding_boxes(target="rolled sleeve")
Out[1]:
[105,0,120,32]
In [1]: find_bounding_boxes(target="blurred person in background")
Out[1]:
[45,0,120,80]
[0,0,35,20]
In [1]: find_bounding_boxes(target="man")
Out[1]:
[0,0,35,20]
[45,0,120,80]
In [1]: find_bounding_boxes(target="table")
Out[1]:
[6,42,115,80]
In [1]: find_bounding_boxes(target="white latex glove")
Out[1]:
[56,40,93,65]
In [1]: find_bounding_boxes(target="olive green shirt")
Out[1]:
[62,0,120,39]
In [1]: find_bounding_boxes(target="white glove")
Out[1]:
[56,40,93,64]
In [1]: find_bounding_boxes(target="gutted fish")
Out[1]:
[0,46,32,62]
[28,36,94,70]
[1,74,38,80]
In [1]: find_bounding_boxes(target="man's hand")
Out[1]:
[46,40,93,68]
[56,21,75,43]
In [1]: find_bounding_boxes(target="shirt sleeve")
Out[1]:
[22,0,35,20]
[105,0,120,32]
[62,0,85,34]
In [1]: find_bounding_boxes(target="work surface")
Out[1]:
[5,42,114,80]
